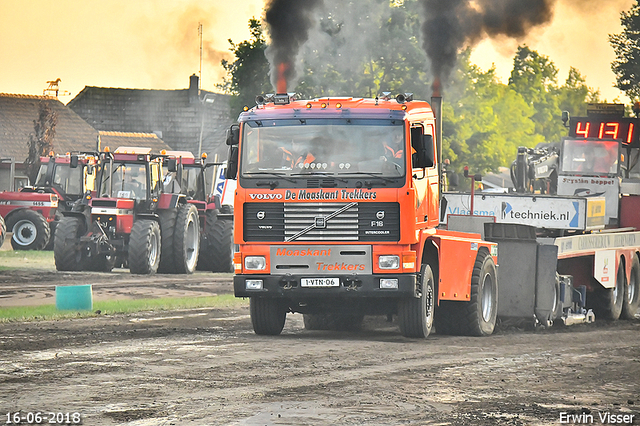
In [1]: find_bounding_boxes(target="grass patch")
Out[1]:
[0,294,248,323]
[0,250,55,271]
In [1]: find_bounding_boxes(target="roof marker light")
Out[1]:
[306,103,312,109]
[321,102,327,109]
[336,103,342,109]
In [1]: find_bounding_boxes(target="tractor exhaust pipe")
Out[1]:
[431,79,443,198]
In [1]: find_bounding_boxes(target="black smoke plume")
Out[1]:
[419,0,556,90]
[265,0,323,93]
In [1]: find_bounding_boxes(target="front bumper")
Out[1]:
[234,273,417,299]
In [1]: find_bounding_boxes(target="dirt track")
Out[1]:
[1,268,640,425]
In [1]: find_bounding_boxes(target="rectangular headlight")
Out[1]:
[380,278,399,289]
[378,255,400,269]
[244,256,266,270]
[245,280,263,290]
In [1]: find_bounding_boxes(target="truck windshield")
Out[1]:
[240,119,405,178]
[99,162,147,199]
[561,139,619,175]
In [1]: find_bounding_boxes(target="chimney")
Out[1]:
[189,74,199,104]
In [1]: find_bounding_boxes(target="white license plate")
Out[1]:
[300,278,340,287]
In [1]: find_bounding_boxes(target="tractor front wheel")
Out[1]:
[128,220,161,275]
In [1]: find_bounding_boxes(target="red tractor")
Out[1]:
[54,147,200,274]
[0,153,96,250]
[161,151,234,273]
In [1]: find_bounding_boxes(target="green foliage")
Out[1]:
[610,1,640,101]
[443,50,543,174]
[219,19,271,117]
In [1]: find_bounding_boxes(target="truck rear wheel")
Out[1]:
[128,220,161,275]
[172,204,200,274]
[8,209,50,251]
[592,258,625,320]
[621,255,640,319]
[250,297,286,335]
[461,250,498,336]
[398,264,435,338]
[54,216,87,271]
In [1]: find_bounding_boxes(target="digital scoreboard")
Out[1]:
[569,117,639,148]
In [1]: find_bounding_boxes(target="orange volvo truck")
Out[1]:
[226,93,500,337]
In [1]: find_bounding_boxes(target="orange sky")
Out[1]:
[0,0,634,103]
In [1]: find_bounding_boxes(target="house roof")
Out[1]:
[0,93,98,161]
[98,131,171,152]
[67,75,234,160]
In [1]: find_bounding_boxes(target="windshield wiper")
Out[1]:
[337,171,396,184]
[290,171,349,183]
[244,171,297,183]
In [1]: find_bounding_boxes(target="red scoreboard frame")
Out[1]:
[568,117,639,148]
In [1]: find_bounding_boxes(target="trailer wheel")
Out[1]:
[250,297,286,335]
[196,209,218,271]
[461,250,498,336]
[592,258,625,320]
[128,220,161,275]
[621,255,640,320]
[157,210,178,273]
[54,216,88,271]
[8,209,50,250]
[172,204,200,274]
[398,264,435,338]
[0,215,6,248]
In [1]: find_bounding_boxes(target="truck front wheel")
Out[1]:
[398,264,435,338]
[250,297,286,335]
[621,255,640,319]
[462,250,498,336]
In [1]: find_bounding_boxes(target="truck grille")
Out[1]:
[244,202,400,242]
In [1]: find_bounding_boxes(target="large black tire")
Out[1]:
[591,258,625,320]
[128,220,161,275]
[8,209,50,250]
[398,264,435,338]
[250,297,286,335]
[209,219,234,272]
[157,209,178,273]
[197,209,218,271]
[621,255,640,319]
[44,215,60,250]
[172,204,200,274]
[54,216,88,271]
[0,215,5,248]
[459,250,498,336]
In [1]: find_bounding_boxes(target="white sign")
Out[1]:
[441,193,587,230]
[594,250,616,288]
[557,176,619,226]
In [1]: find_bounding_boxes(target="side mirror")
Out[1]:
[70,155,79,168]
[226,124,240,146]
[225,146,239,179]
[167,158,177,173]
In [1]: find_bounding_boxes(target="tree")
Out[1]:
[219,19,271,116]
[25,100,57,184]
[610,1,640,101]
[558,67,599,117]
[443,50,543,175]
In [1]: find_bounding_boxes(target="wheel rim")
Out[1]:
[425,277,434,324]
[185,217,198,268]
[628,268,637,303]
[13,220,37,246]
[481,272,494,322]
[149,230,159,266]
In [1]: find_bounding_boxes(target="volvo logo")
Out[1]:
[257,211,265,220]
[376,210,385,220]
